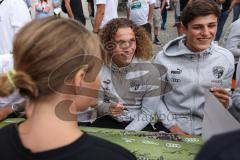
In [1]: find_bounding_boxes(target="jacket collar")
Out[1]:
[110,58,139,74]
[163,36,213,59]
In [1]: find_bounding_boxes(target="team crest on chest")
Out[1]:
[130,81,140,90]
[212,66,224,79]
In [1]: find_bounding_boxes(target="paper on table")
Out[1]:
[202,91,240,141]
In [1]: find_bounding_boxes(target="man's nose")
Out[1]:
[119,41,132,49]
[201,26,210,36]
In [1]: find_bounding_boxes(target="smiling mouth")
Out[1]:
[197,38,211,41]
[119,52,134,58]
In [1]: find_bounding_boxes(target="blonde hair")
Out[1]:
[0,17,102,99]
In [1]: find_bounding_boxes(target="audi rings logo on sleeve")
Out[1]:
[165,143,182,148]
[183,138,200,143]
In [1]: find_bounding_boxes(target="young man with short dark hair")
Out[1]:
[154,0,234,135]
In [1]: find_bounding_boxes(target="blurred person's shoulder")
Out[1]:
[196,130,240,160]
[0,123,17,154]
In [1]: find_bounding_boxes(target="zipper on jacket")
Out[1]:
[192,54,200,134]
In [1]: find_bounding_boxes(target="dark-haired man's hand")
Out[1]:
[210,87,230,108]
[169,124,189,136]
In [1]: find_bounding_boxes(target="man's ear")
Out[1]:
[73,69,86,87]
[182,24,188,35]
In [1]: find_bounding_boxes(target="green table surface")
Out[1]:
[0,118,203,160]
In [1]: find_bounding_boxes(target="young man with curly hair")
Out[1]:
[92,18,184,133]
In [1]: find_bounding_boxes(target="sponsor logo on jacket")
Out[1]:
[170,68,182,83]
[171,68,182,74]
[130,80,140,90]
[170,78,181,83]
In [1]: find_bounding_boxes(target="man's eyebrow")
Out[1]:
[208,22,217,25]
[191,24,203,27]
[192,22,217,26]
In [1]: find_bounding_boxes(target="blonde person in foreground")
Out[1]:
[0,17,136,160]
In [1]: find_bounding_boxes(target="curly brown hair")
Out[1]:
[99,18,153,64]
